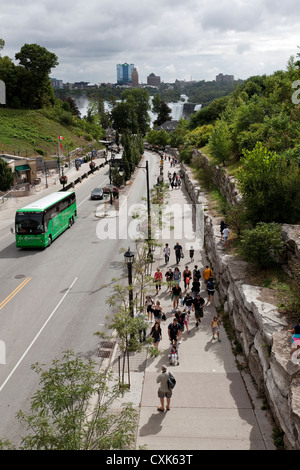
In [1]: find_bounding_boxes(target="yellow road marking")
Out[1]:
[0,277,32,311]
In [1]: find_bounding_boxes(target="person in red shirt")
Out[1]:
[154,268,163,294]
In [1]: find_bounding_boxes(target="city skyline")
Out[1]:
[0,0,299,85]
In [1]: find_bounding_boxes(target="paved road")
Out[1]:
[0,152,159,445]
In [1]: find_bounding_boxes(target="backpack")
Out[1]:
[168,372,176,389]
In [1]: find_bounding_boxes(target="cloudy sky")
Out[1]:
[0,0,299,85]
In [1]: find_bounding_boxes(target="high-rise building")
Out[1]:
[50,78,64,89]
[147,73,161,87]
[131,68,139,87]
[117,63,134,84]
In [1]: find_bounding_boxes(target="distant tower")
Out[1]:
[147,73,161,87]
[116,63,134,84]
[131,68,139,87]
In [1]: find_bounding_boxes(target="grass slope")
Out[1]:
[0,108,91,158]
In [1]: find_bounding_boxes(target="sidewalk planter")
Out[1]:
[113,187,119,199]
[103,187,119,199]
[59,175,68,185]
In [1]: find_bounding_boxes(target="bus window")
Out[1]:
[15,212,44,234]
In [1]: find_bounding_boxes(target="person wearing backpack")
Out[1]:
[206,277,215,305]
[156,364,175,412]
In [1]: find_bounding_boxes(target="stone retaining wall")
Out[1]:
[181,159,300,450]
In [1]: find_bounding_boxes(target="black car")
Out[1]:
[90,188,103,200]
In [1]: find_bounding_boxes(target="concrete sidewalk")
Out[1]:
[110,157,276,451]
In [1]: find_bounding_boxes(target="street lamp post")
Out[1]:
[127,159,152,260]
[124,247,135,317]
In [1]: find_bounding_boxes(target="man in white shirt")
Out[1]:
[163,243,170,263]
[222,226,230,247]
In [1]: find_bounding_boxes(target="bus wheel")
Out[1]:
[48,236,52,246]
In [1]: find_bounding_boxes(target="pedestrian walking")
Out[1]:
[189,246,194,262]
[183,291,193,314]
[165,268,173,292]
[174,242,183,264]
[220,220,226,240]
[150,321,162,349]
[145,295,154,322]
[222,226,230,248]
[193,265,201,282]
[154,268,162,294]
[175,309,186,340]
[171,283,182,309]
[193,293,205,327]
[182,266,191,292]
[206,277,215,305]
[173,266,181,285]
[153,300,163,323]
[156,365,174,412]
[168,318,180,347]
[211,316,221,341]
[136,310,147,343]
[191,276,200,299]
[288,319,300,354]
[203,266,213,286]
[163,243,170,263]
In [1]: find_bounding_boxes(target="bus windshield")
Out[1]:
[15,212,44,234]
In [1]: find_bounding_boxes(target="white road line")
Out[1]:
[77,177,109,207]
[0,277,78,393]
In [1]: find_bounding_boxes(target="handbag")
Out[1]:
[168,372,176,389]
[181,252,184,258]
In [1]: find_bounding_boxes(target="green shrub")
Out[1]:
[240,222,286,268]
[60,111,73,125]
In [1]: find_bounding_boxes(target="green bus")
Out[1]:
[15,191,77,248]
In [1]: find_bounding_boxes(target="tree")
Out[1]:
[0,351,138,450]
[15,43,58,79]
[0,159,14,191]
[152,94,172,126]
[111,101,138,134]
[240,222,286,268]
[112,88,150,135]
[121,88,150,135]
[208,119,232,165]
[15,43,58,108]
[237,142,300,224]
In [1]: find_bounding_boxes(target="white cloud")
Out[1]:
[0,0,299,84]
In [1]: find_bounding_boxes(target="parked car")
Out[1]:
[90,187,103,200]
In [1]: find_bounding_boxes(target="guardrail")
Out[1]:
[59,161,108,192]
[0,190,13,204]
